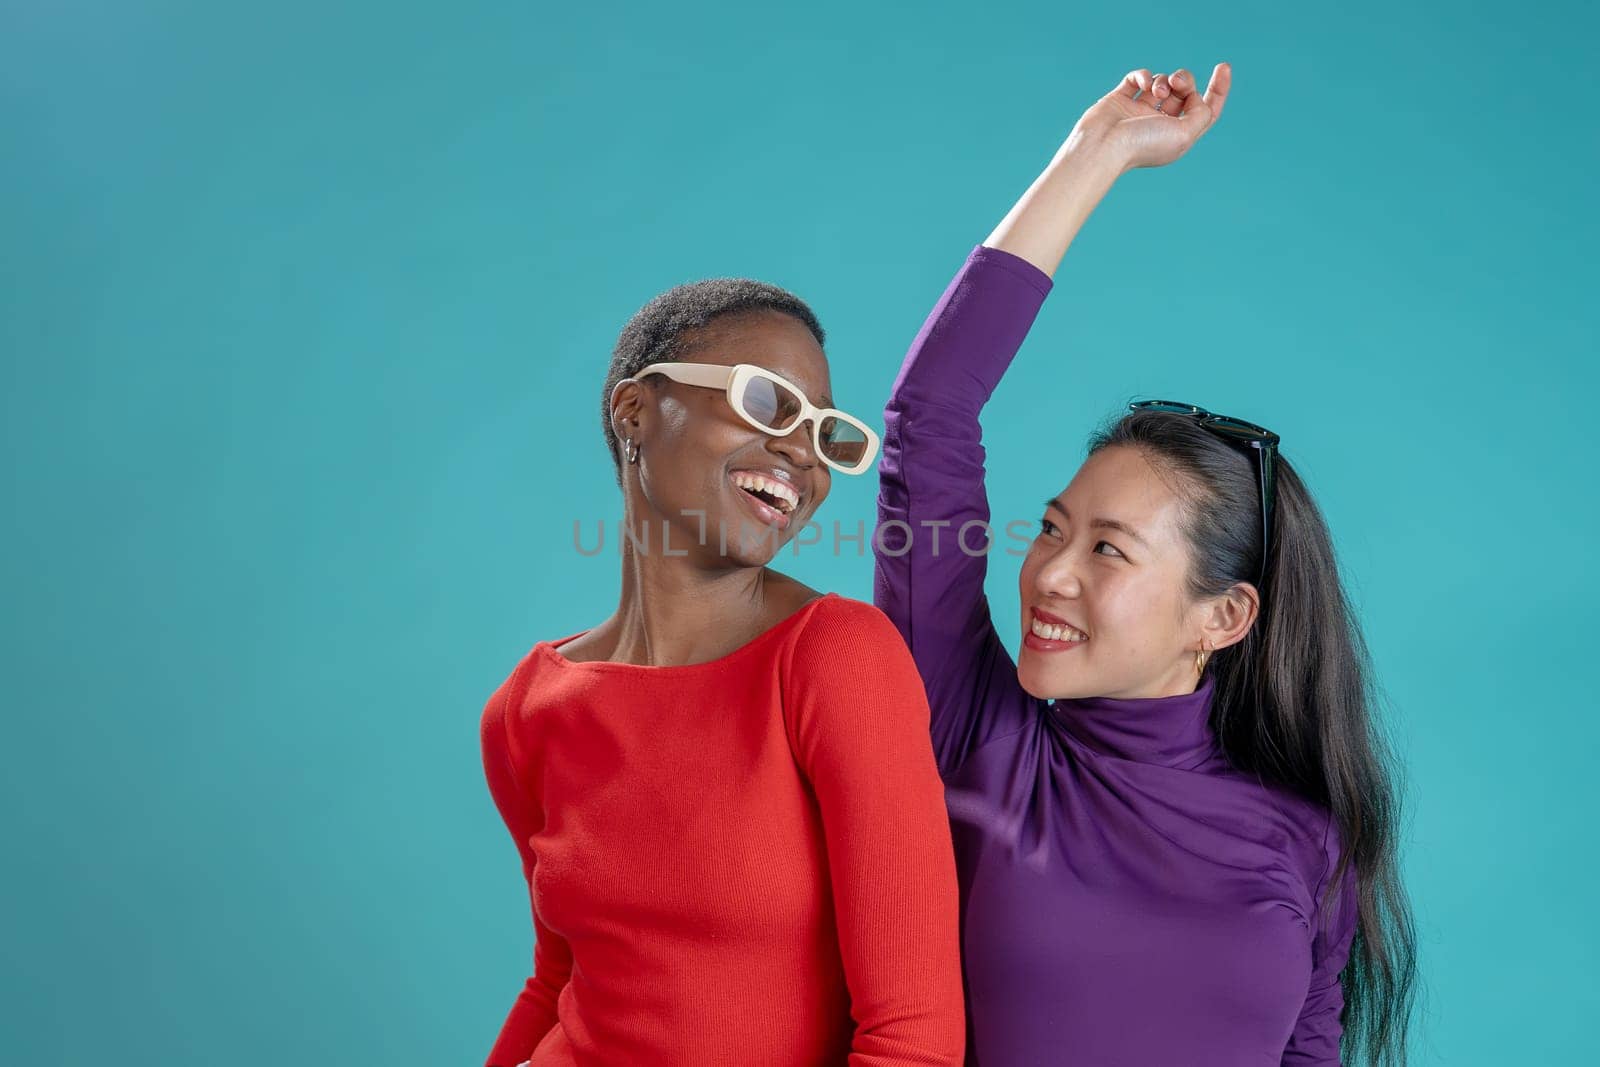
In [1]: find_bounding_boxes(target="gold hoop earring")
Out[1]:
[1195,644,1211,678]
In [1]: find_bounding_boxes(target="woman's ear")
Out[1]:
[609,377,647,441]
[1199,582,1260,653]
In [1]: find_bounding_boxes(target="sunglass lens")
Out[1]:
[1135,400,1205,415]
[1207,417,1275,442]
[819,417,869,468]
[740,375,804,432]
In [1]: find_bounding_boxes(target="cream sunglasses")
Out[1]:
[629,362,881,475]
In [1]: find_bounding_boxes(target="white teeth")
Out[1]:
[732,471,798,514]
[1030,617,1087,643]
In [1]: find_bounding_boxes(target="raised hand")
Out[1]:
[983,61,1234,277]
[1072,63,1232,171]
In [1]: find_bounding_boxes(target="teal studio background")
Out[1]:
[3,1,1594,1063]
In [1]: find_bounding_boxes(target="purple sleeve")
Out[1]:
[872,245,1054,778]
[1281,823,1360,1065]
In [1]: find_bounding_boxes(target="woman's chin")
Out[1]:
[667,507,791,567]
[716,528,789,568]
[1018,657,1094,702]
[1017,661,1058,701]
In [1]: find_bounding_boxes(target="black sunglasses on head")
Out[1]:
[1129,399,1280,588]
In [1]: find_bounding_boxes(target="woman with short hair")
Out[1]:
[482,277,965,1066]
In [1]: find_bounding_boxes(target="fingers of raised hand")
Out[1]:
[1117,68,1155,100]
[1201,61,1232,122]
[1149,72,1173,111]
[1159,69,1198,116]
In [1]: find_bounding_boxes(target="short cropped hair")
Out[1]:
[599,279,825,484]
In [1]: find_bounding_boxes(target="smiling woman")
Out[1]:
[478,276,964,1066]
[875,63,1416,1066]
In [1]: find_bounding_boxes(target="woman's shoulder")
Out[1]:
[784,591,904,648]
[478,643,542,747]
[777,593,932,741]
[751,570,901,645]
[1266,788,1358,937]
[1205,763,1344,885]
[1245,779,1354,903]
[481,625,588,714]
[777,593,924,702]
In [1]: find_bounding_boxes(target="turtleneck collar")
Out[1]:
[1048,673,1221,770]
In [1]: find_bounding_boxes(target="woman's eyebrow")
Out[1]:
[1093,518,1149,547]
[1044,496,1150,548]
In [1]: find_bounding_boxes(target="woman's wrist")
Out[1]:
[1050,121,1131,180]
[982,126,1125,279]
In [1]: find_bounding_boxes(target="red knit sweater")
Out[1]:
[479,593,965,1066]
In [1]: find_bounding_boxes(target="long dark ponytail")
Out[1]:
[1088,409,1417,1066]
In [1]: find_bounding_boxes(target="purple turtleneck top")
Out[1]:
[873,245,1358,1066]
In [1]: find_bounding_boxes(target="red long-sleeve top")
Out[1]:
[479,592,965,1066]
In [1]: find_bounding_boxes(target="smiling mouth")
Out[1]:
[1025,607,1088,652]
[738,484,792,514]
[727,475,797,532]
[1029,616,1088,643]
[730,472,798,516]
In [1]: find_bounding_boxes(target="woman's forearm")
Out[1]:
[982,128,1126,279]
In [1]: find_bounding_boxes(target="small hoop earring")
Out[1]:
[1195,644,1210,678]
[624,437,639,464]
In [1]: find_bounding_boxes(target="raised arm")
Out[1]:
[873,246,1055,776]
[874,63,1232,777]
